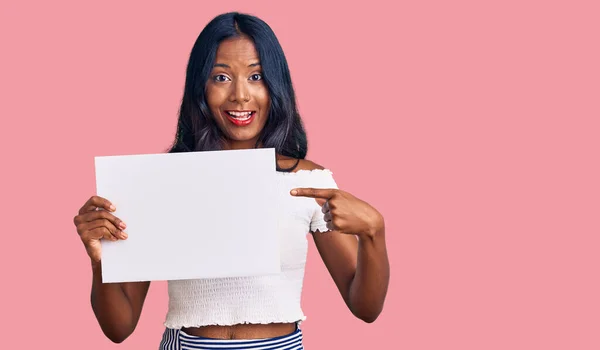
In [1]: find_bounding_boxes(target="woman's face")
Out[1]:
[206,36,270,150]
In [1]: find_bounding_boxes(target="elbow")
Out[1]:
[106,331,130,344]
[350,303,383,324]
[354,310,382,324]
[101,326,134,344]
[347,292,387,324]
[109,336,125,344]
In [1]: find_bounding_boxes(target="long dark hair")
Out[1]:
[168,12,307,171]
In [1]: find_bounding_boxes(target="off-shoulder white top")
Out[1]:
[164,169,338,328]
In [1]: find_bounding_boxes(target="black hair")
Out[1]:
[168,12,307,172]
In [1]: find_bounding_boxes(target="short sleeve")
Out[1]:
[309,170,339,233]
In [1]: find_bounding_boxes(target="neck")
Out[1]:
[223,137,262,150]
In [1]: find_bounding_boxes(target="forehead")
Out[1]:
[215,36,260,64]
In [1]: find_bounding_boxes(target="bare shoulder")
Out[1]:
[294,159,325,172]
[276,156,326,172]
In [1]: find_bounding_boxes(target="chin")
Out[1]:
[221,130,262,148]
[222,126,266,146]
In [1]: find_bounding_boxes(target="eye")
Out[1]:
[213,74,230,82]
[250,73,263,81]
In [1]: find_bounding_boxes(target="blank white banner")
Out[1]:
[94,148,280,283]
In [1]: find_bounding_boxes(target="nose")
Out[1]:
[230,78,250,103]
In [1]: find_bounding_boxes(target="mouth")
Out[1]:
[224,110,256,126]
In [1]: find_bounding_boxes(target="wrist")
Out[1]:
[363,212,385,239]
[358,222,385,242]
[91,259,102,271]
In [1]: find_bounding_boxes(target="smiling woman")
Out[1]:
[205,38,270,148]
[168,13,307,172]
[73,12,390,350]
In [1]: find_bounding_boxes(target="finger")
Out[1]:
[290,188,336,199]
[78,210,127,231]
[82,219,127,240]
[78,220,126,241]
[82,227,118,243]
[79,196,116,215]
[324,212,332,222]
[79,196,115,214]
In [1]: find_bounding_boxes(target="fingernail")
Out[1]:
[121,231,128,239]
[290,189,298,195]
[109,205,116,211]
[119,222,127,229]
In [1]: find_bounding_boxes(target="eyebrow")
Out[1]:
[213,62,261,68]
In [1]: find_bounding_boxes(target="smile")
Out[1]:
[225,110,256,126]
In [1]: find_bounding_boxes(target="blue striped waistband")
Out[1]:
[160,327,304,350]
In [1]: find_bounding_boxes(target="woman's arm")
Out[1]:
[289,161,390,322]
[90,262,151,343]
[74,196,151,343]
[299,191,389,322]
[312,223,389,322]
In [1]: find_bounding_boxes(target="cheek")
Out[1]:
[256,87,271,113]
[205,86,227,113]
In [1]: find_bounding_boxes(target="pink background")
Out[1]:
[1,0,599,349]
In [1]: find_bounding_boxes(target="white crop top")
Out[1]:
[164,169,338,329]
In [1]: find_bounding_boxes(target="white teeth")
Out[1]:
[227,111,253,120]
[227,111,252,117]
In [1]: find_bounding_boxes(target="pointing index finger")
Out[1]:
[290,188,336,199]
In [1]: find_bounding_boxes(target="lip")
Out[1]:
[224,110,256,126]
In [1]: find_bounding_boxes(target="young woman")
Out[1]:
[73,12,390,349]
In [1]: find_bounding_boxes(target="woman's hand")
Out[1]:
[74,196,128,263]
[291,188,384,238]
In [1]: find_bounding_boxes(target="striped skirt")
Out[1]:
[159,327,304,350]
